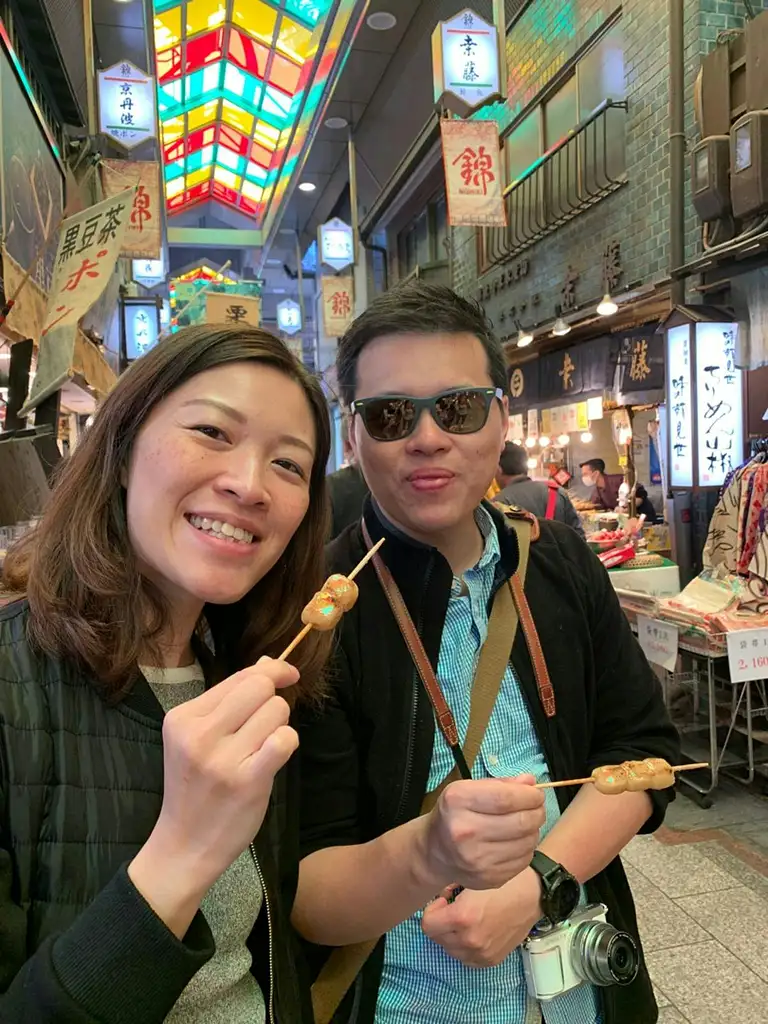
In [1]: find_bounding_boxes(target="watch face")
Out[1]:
[550,875,580,921]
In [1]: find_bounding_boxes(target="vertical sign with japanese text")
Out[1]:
[441,119,506,227]
[102,161,162,259]
[321,276,354,337]
[695,323,744,489]
[666,325,694,488]
[41,188,135,337]
[205,292,261,327]
[125,303,159,360]
[432,8,501,114]
[98,60,157,149]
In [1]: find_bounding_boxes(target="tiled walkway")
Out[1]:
[628,781,768,1023]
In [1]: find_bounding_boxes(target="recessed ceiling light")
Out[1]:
[325,116,349,130]
[367,11,397,30]
[265,258,281,266]
[298,182,316,193]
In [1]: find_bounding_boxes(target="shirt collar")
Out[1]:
[451,505,500,595]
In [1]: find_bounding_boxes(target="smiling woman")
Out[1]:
[0,324,332,1023]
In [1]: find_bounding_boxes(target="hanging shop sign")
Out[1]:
[205,292,261,327]
[321,275,354,337]
[666,325,694,488]
[619,330,665,394]
[695,322,744,489]
[441,119,506,227]
[507,360,539,412]
[538,337,614,403]
[101,160,162,259]
[319,218,354,272]
[276,298,302,335]
[124,300,160,361]
[40,187,135,339]
[431,8,501,115]
[527,409,538,439]
[132,256,165,286]
[98,61,157,149]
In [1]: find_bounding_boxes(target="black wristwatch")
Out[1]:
[529,850,580,925]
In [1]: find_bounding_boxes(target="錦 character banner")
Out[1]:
[205,292,261,327]
[101,161,162,259]
[41,187,135,338]
[441,119,506,228]
[321,276,354,337]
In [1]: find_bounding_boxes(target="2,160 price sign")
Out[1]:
[726,629,768,684]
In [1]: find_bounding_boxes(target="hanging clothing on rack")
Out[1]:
[703,451,768,579]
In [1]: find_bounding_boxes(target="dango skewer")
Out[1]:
[537,760,709,793]
[279,538,385,661]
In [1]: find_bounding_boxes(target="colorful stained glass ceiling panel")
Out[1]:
[153,0,333,219]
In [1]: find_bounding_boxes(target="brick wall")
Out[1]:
[453,0,768,332]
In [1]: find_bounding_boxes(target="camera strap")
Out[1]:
[310,508,555,1024]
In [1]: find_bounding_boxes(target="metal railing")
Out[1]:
[479,99,628,273]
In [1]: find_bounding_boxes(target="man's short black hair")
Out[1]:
[580,458,606,474]
[336,281,507,405]
[499,441,528,478]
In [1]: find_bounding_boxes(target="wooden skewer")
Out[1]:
[278,538,385,662]
[536,763,709,789]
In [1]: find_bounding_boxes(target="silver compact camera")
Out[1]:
[521,903,639,1002]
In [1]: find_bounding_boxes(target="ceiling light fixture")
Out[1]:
[325,116,349,129]
[527,457,538,470]
[367,11,397,30]
[557,433,570,446]
[516,321,534,348]
[597,293,618,316]
[525,436,537,449]
[298,182,316,193]
[580,431,593,443]
[512,438,523,446]
[538,435,551,448]
[552,317,571,337]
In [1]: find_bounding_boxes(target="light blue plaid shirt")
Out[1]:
[375,507,601,1024]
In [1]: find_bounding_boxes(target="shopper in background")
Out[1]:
[327,428,369,540]
[495,441,585,539]
[580,458,624,512]
[0,325,331,1023]
[293,283,679,1024]
[633,484,659,524]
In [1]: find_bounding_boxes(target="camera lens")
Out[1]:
[571,921,640,987]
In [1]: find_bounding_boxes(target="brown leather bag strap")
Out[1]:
[361,519,470,776]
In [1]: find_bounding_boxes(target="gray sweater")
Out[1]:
[495,476,585,539]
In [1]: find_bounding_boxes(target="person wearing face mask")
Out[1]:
[0,325,332,1023]
[292,284,679,1024]
[579,459,624,512]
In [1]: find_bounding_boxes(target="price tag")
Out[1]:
[726,629,768,683]
[637,616,679,671]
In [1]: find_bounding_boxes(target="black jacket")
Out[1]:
[327,466,369,540]
[298,500,681,1024]
[0,599,311,1024]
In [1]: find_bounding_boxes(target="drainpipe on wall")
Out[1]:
[669,0,686,306]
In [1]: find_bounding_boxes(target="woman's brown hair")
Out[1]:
[2,324,332,702]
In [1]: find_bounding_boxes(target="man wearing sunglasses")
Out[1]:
[293,283,679,1024]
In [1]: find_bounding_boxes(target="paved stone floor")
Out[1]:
[627,779,768,1023]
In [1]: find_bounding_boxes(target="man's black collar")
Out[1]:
[359,495,520,585]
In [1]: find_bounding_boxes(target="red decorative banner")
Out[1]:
[441,119,507,228]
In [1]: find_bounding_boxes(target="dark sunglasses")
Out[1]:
[351,387,504,442]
